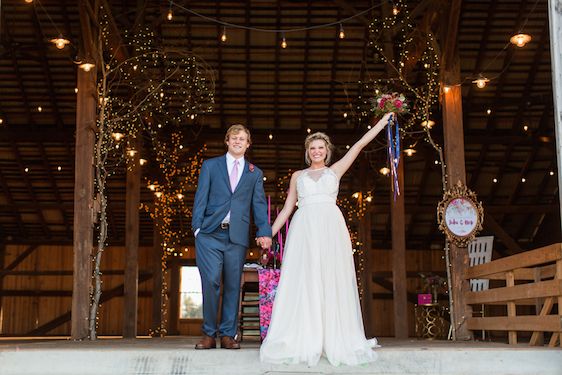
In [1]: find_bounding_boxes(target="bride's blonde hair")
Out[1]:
[304,132,334,166]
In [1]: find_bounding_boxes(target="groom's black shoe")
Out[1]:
[220,336,240,349]
[195,335,216,349]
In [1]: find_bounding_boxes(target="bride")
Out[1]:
[259,112,393,366]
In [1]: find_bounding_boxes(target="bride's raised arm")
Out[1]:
[270,170,301,237]
[330,112,394,179]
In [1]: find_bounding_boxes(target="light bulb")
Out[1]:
[281,35,287,49]
[379,167,390,176]
[139,159,147,166]
[51,35,70,50]
[404,148,416,156]
[167,9,173,21]
[510,33,531,47]
[392,6,399,15]
[79,62,95,72]
[112,132,124,141]
[472,76,489,89]
[339,24,345,39]
[421,120,435,129]
[221,27,227,43]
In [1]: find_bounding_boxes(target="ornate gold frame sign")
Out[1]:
[437,181,483,247]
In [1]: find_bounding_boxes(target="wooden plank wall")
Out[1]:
[369,249,447,337]
[1,245,446,337]
[0,244,160,336]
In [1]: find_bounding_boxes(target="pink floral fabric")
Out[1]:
[258,268,281,340]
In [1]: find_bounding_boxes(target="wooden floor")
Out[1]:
[0,336,560,375]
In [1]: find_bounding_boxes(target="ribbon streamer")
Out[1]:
[386,114,401,200]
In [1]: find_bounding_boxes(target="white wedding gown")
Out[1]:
[260,167,378,366]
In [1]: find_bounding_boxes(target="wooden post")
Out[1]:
[549,0,562,236]
[378,0,409,339]
[151,220,163,335]
[168,262,180,335]
[71,67,96,340]
[123,139,141,338]
[359,157,373,336]
[440,0,473,341]
[0,242,5,334]
[391,159,408,338]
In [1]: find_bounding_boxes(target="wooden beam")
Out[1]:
[440,0,472,341]
[123,139,141,338]
[466,243,562,279]
[391,158,408,338]
[467,315,561,333]
[483,214,523,253]
[0,245,38,281]
[71,1,97,340]
[151,220,164,335]
[168,262,180,335]
[359,157,373,336]
[549,0,562,243]
[465,279,562,305]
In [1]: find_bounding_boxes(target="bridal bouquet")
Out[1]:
[370,92,409,117]
[370,92,409,200]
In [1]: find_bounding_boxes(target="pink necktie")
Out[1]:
[230,160,239,192]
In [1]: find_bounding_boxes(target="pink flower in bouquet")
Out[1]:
[394,100,403,108]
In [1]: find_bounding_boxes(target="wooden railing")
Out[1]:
[464,243,562,347]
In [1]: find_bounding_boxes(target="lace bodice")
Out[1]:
[296,167,339,207]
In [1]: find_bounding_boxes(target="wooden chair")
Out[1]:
[467,236,494,339]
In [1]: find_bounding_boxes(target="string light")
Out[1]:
[50,35,70,49]
[339,24,345,39]
[57,166,62,171]
[167,8,173,21]
[521,177,526,183]
[74,87,78,93]
[421,120,435,129]
[379,167,390,175]
[111,132,124,141]
[139,158,147,166]
[493,178,498,183]
[281,34,287,49]
[24,167,29,173]
[220,27,227,43]
[79,62,95,72]
[268,133,273,140]
[510,33,532,47]
[0,118,3,125]
[307,128,311,133]
[25,0,33,3]
[392,6,400,15]
[523,125,529,131]
[37,106,42,112]
[404,148,416,156]
[472,75,490,89]
[486,108,492,115]
[550,171,555,176]
[148,184,156,191]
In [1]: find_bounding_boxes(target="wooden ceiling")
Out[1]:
[0,0,559,254]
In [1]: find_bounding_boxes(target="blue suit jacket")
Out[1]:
[192,154,272,247]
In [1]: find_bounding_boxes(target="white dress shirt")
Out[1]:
[223,153,245,223]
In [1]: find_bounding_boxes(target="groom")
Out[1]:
[192,124,272,349]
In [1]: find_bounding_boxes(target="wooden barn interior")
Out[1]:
[0,0,560,345]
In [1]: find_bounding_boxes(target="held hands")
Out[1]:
[256,236,272,249]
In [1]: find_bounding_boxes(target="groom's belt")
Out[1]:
[220,222,230,229]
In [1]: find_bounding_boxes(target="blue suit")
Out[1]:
[192,154,271,337]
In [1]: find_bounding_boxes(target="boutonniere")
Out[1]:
[249,163,255,172]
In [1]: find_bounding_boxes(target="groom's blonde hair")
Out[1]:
[304,132,333,166]
[225,124,252,145]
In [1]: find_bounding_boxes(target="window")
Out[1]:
[179,266,203,319]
